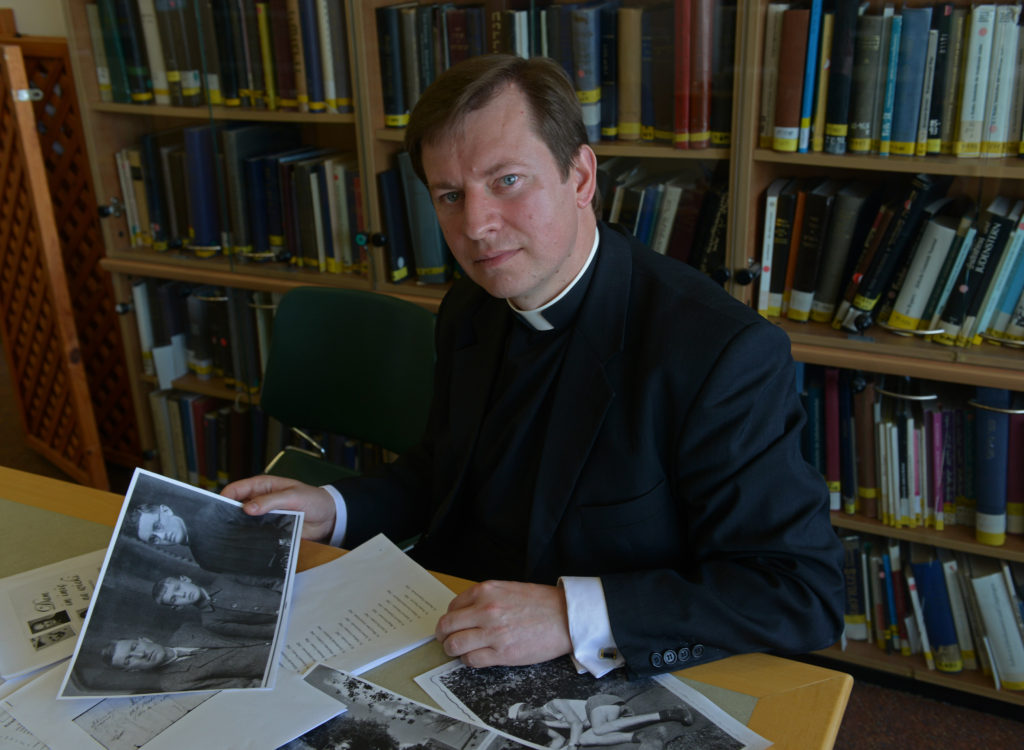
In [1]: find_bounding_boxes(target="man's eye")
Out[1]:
[439,192,459,204]
[500,174,518,187]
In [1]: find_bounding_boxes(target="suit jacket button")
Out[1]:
[662,649,677,666]
[650,651,663,668]
[677,647,690,662]
[692,644,705,658]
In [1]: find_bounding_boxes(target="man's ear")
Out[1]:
[573,145,598,210]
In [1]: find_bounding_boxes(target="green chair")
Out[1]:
[260,286,436,486]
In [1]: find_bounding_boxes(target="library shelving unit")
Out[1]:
[734,1,1024,707]
[62,0,1023,706]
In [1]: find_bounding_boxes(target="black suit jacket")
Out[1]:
[338,224,844,678]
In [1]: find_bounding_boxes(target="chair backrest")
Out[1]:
[260,287,436,455]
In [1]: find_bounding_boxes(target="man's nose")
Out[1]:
[463,190,500,240]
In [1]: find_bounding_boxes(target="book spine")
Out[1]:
[773,8,809,152]
[914,29,939,157]
[926,4,954,155]
[571,5,603,143]
[197,0,223,105]
[810,11,833,153]
[757,183,782,318]
[797,0,822,153]
[876,14,903,157]
[617,7,643,141]
[298,0,325,112]
[889,7,932,156]
[600,1,619,140]
[847,12,884,154]
[688,0,713,149]
[822,0,858,154]
[981,5,1022,157]
[955,4,996,158]
[135,0,171,104]
[758,2,787,149]
[940,7,968,154]
[974,387,1011,546]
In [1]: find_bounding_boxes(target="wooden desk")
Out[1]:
[0,466,852,749]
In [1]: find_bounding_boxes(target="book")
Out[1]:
[197,0,223,105]
[759,2,791,149]
[809,9,833,153]
[86,2,115,102]
[933,196,1015,346]
[1009,406,1024,534]
[297,0,326,112]
[708,0,737,147]
[182,124,223,257]
[910,545,964,673]
[903,563,935,669]
[766,177,808,317]
[811,181,874,324]
[377,165,414,283]
[688,0,714,149]
[967,555,1024,689]
[847,11,887,154]
[939,5,968,154]
[267,0,297,109]
[797,0,822,153]
[841,535,869,641]
[570,2,604,143]
[396,151,448,284]
[888,6,932,156]
[980,4,1021,158]
[135,0,171,104]
[954,4,996,158]
[876,12,902,156]
[600,0,619,140]
[839,173,949,333]
[822,0,859,155]
[852,377,878,518]
[936,547,978,670]
[138,132,170,251]
[772,7,809,152]
[886,212,960,332]
[112,0,155,104]
[617,5,642,141]
[974,386,1011,546]
[913,27,939,157]
[209,0,241,105]
[921,204,977,334]
[757,177,792,318]
[788,179,839,323]
[924,3,955,155]
[823,367,841,510]
[969,205,1024,344]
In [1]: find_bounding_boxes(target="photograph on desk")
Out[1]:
[416,656,771,750]
[280,664,531,750]
[57,469,302,698]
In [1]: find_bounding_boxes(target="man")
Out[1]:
[224,54,844,679]
[100,623,271,692]
[126,501,292,578]
[509,696,692,748]
[152,573,283,639]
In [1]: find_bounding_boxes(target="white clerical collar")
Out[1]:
[509,229,601,331]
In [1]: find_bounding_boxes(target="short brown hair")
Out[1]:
[405,54,589,188]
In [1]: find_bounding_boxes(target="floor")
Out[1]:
[2,353,1023,747]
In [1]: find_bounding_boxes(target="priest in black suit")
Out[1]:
[224,54,844,680]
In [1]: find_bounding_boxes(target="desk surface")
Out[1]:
[0,465,852,749]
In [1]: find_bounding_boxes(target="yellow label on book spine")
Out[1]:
[848,137,871,152]
[618,122,640,138]
[575,87,600,104]
[384,113,409,127]
[825,123,848,137]
[886,311,920,330]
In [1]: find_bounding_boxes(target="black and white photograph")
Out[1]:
[58,468,302,698]
[278,665,532,750]
[415,657,771,750]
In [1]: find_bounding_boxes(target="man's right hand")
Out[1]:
[221,475,336,542]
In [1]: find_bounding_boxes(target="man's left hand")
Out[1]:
[435,581,572,667]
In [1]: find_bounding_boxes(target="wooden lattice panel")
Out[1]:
[0,43,108,489]
[10,36,141,467]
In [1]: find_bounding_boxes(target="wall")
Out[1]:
[4,1,66,37]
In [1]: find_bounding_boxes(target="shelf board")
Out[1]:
[753,148,1024,179]
[832,513,1024,564]
[815,641,1024,708]
[93,102,356,125]
[141,373,257,404]
[777,319,1024,389]
[376,127,729,159]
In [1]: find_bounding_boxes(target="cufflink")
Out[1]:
[599,648,618,660]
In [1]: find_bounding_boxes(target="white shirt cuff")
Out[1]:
[559,576,624,677]
[320,484,348,547]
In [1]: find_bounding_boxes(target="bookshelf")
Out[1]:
[60,0,1024,705]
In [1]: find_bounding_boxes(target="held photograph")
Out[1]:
[58,468,302,698]
[415,656,771,750]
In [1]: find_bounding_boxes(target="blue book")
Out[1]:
[298,0,326,112]
[257,146,323,261]
[139,133,169,252]
[910,554,963,673]
[397,151,448,283]
[878,14,904,156]
[244,154,271,258]
[797,0,823,153]
[571,2,604,143]
[599,1,619,139]
[889,7,933,156]
[974,386,1011,546]
[377,166,414,284]
[182,124,222,256]
[633,182,664,245]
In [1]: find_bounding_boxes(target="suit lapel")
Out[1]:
[526,228,632,576]
[427,294,510,534]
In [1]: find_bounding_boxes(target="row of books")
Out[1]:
[757,172,1024,348]
[376,0,737,148]
[86,0,352,112]
[762,2,1024,158]
[800,366,1023,544]
[115,122,366,272]
[841,533,1024,690]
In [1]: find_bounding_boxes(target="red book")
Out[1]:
[853,378,879,519]
[772,8,810,152]
[688,0,713,149]
[673,0,691,148]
